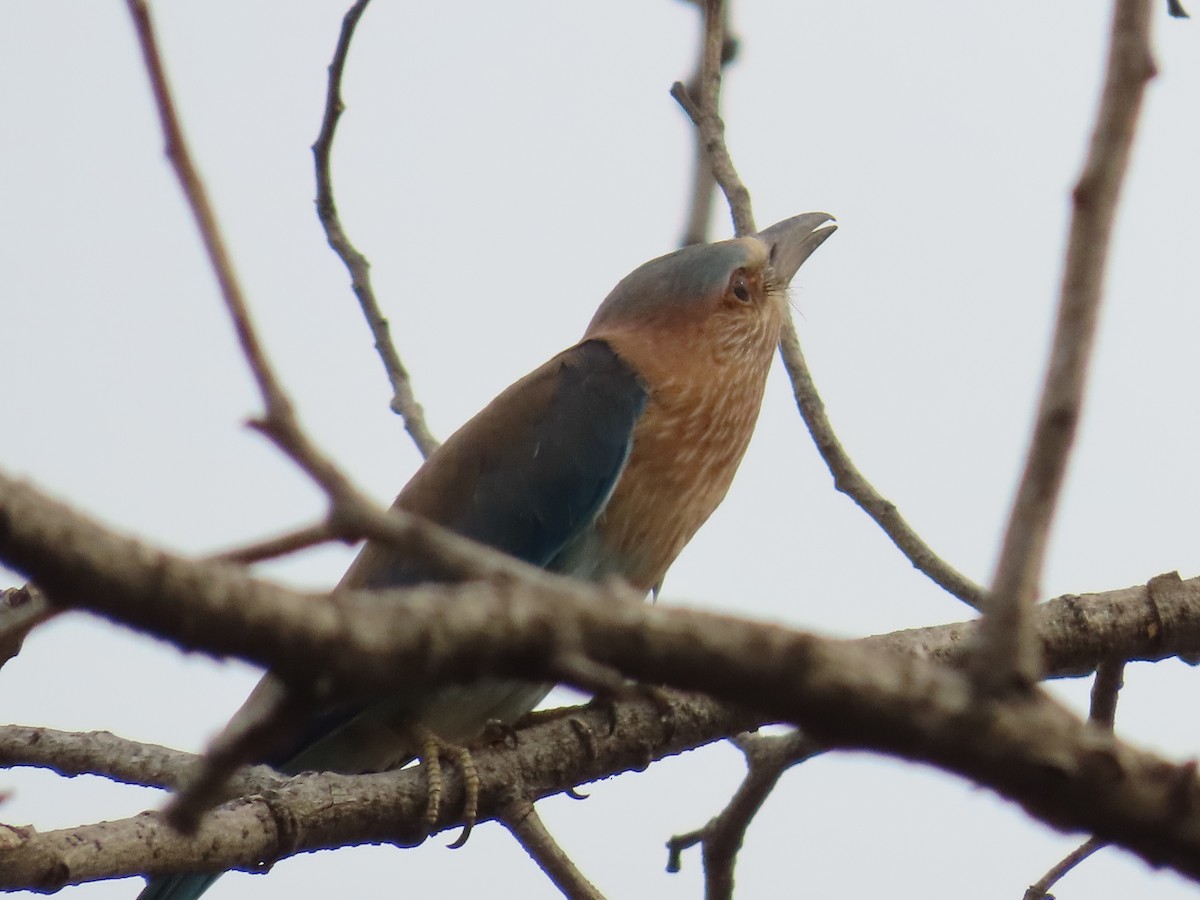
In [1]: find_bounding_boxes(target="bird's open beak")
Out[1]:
[757,212,837,286]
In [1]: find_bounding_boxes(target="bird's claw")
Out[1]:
[415,728,480,847]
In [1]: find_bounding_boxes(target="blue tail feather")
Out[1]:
[136,872,223,900]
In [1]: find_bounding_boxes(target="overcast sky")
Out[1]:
[3,2,1200,898]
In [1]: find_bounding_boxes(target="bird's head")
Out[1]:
[584,212,836,374]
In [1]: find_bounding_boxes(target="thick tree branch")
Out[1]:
[5,474,1200,698]
[975,0,1157,693]
[312,0,439,458]
[5,476,1200,882]
[0,726,287,798]
[0,695,746,890]
[0,571,1188,795]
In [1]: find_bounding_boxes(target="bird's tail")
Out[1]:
[136,873,223,900]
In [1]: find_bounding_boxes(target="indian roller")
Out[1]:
[137,212,836,900]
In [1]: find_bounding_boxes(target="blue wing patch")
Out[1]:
[348,338,646,587]
[270,339,644,769]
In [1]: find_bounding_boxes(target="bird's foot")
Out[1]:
[580,682,677,742]
[415,727,480,848]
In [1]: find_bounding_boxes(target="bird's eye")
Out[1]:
[730,271,752,303]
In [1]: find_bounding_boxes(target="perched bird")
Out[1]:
[138,212,835,900]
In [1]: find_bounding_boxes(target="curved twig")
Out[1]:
[670,0,754,237]
[1023,836,1106,900]
[778,329,987,608]
[671,0,984,611]
[667,730,821,898]
[312,0,439,458]
[675,0,739,246]
[124,0,376,520]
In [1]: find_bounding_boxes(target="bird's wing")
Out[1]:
[229,339,646,773]
[343,337,647,588]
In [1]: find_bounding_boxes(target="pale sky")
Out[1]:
[3,2,1200,898]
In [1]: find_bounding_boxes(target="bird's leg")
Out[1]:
[414,727,481,847]
[416,728,445,828]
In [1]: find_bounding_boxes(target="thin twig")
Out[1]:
[667,730,820,899]
[667,24,835,889]
[670,0,754,236]
[676,0,739,246]
[211,521,340,565]
[778,329,987,608]
[1022,652,1125,896]
[124,1,419,819]
[164,683,314,833]
[125,0,390,542]
[503,801,607,900]
[672,0,985,610]
[1023,836,1106,900]
[974,0,1158,694]
[312,0,439,458]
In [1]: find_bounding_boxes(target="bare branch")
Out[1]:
[503,801,607,900]
[7,475,1200,881]
[124,1,290,444]
[777,329,987,609]
[164,684,316,833]
[974,0,1158,693]
[210,521,339,565]
[123,0,393,542]
[1023,837,1107,900]
[0,694,744,890]
[1088,657,1126,730]
[670,0,754,236]
[1022,657,1125,894]
[667,730,821,898]
[672,0,985,611]
[312,0,439,458]
[5,470,1200,692]
[0,725,286,796]
[676,0,739,246]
